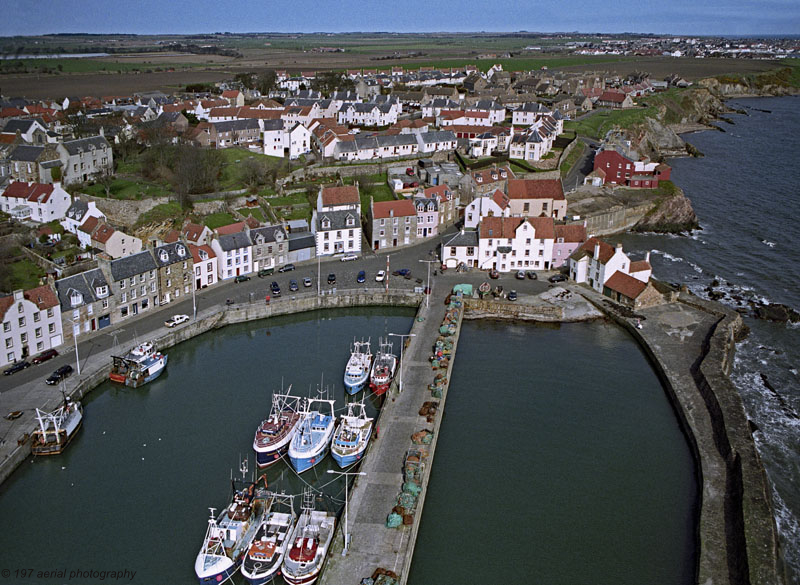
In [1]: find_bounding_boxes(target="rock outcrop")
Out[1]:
[632,184,699,233]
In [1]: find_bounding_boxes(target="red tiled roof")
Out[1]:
[372,199,416,219]
[491,189,510,209]
[189,243,216,263]
[182,222,207,242]
[78,215,100,235]
[164,229,181,243]
[0,285,60,319]
[245,216,260,229]
[321,185,359,207]
[222,90,241,98]
[0,107,27,118]
[599,91,627,103]
[526,216,555,239]
[471,166,514,184]
[0,134,17,144]
[92,223,115,244]
[576,237,616,264]
[507,179,565,201]
[215,221,246,235]
[480,216,522,239]
[423,184,451,203]
[629,260,652,273]
[604,271,647,300]
[555,224,587,243]
[3,181,55,203]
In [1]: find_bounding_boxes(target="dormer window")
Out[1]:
[176,245,186,258]
[95,285,108,298]
[70,290,83,307]
[322,218,330,229]
[346,216,354,227]
[476,176,482,183]
[159,250,169,263]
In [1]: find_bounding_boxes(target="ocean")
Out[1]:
[617,95,800,583]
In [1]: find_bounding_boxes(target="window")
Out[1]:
[3,322,9,333]
[140,285,146,296]
[140,274,145,283]
[131,289,136,300]
[47,308,53,318]
[36,341,43,352]
[120,280,126,290]
[166,266,171,275]
[166,279,171,288]
[183,261,187,269]
[18,317,25,328]
[150,270,155,279]
[121,306,128,318]
[102,299,109,309]
[35,327,42,338]
[129,277,135,286]
[34,312,41,323]
[150,282,156,293]
[21,332,27,343]
[121,292,127,303]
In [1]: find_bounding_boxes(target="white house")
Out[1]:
[285,123,312,159]
[569,237,652,292]
[1,286,63,367]
[463,189,511,229]
[62,198,105,239]
[189,244,218,289]
[211,232,253,281]
[313,185,362,257]
[0,181,71,223]
[512,102,553,126]
[416,130,458,154]
[262,119,286,157]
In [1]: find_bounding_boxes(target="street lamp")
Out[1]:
[387,332,416,393]
[327,469,367,555]
[64,317,81,375]
[418,259,436,309]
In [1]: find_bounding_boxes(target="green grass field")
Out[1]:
[0,58,205,74]
[82,178,171,200]
[237,207,266,223]
[565,107,658,140]
[203,212,236,230]
[5,258,45,291]
[135,202,183,227]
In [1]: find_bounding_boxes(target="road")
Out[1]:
[563,137,599,193]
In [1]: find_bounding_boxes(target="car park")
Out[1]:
[4,361,30,376]
[340,253,358,262]
[46,364,74,385]
[257,268,274,278]
[165,314,189,328]
[327,273,336,285]
[356,270,366,283]
[375,270,386,282]
[392,268,410,277]
[548,274,568,283]
[31,349,59,364]
[289,279,299,292]
[515,270,526,280]
[278,264,296,273]
[234,275,251,283]
[507,290,518,301]
[303,277,312,287]
[270,281,281,296]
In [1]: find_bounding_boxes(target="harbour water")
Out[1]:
[407,319,697,585]
[616,95,800,583]
[0,307,414,584]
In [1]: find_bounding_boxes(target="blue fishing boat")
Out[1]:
[288,398,336,474]
[331,401,373,468]
[343,339,372,395]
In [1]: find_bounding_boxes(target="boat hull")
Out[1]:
[195,555,238,585]
[282,569,321,585]
[255,446,287,468]
[370,380,390,396]
[343,374,368,395]
[31,418,83,456]
[289,443,329,474]
[331,445,366,468]
[242,562,281,585]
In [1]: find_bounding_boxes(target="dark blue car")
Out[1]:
[356,270,366,283]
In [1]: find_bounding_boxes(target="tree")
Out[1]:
[239,157,266,190]
[97,172,115,198]
[234,72,255,90]
[181,109,199,125]
[173,145,223,205]
[257,70,277,96]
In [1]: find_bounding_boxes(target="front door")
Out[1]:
[132,303,138,315]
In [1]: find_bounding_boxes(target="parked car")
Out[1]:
[515,270,526,280]
[356,270,366,283]
[327,273,336,285]
[303,277,312,288]
[4,361,30,376]
[165,314,189,328]
[340,253,358,262]
[234,275,251,283]
[489,269,500,279]
[278,263,296,273]
[375,270,386,282]
[31,349,58,364]
[257,268,274,278]
[548,274,568,283]
[392,268,410,277]
[527,271,538,280]
[46,364,73,385]
[507,290,518,301]
[289,279,299,292]
[270,281,281,296]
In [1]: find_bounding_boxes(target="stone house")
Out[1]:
[507,179,567,220]
[57,136,113,184]
[108,251,159,321]
[250,225,289,272]
[211,232,253,280]
[368,198,418,251]
[153,242,193,306]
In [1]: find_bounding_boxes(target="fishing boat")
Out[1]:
[109,341,167,388]
[369,338,397,396]
[194,461,271,584]
[281,489,336,585]
[253,389,303,468]
[31,397,82,456]
[241,493,296,585]
[343,339,372,395]
[288,397,336,474]
[331,401,373,468]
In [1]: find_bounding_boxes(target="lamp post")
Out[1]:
[388,332,415,393]
[65,317,81,375]
[385,254,390,293]
[317,249,321,297]
[418,259,436,309]
[192,281,197,320]
[327,469,366,555]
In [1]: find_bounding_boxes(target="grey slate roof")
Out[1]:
[317,209,360,231]
[54,268,108,311]
[250,225,286,245]
[443,230,478,247]
[418,130,457,144]
[213,119,260,133]
[288,233,316,251]
[154,242,190,267]
[9,145,44,162]
[2,119,38,134]
[65,199,89,221]
[334,133,417,155]
[262,119,284,132]
[217,232,252,252]
[110,250,157,281]
[61,136,110,155]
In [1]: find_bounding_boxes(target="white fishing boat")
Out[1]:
[343,339,372,395]
[253,388,303,468]
[109,341,167,388]
[331,400,373,468]
[241,493,296,585]
[369,337,397,396]
[288,397,336,474]
[281,489,336,585]
[31,396,82,456]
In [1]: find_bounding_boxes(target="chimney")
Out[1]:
[645,251,650,263]
[616,242,623,251]
[593,242,600,260]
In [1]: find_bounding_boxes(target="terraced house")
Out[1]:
[108,250,159,320]
[1,286,62,367]
[153,242,193,306]
[250,225,289,272]
[53,268,111,347]
[56,135,113,184]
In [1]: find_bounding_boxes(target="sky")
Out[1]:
[2,0,798,36]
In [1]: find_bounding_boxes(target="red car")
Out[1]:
[489,269,500,279]
[31,349,58,364]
